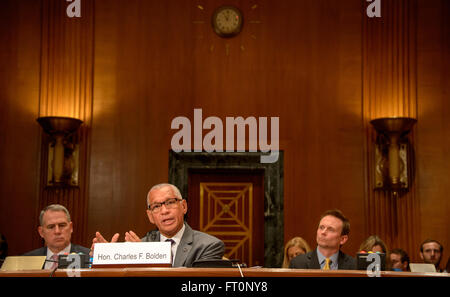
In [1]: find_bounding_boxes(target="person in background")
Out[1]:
[420,239,444,272]
[23,204,90,269]
[359,235,388,254]
[282,237,311,268]
[289,209,356,270]
[389,248,410,272]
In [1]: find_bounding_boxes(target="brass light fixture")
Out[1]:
[37,116,83,186]
[370,117,417,195]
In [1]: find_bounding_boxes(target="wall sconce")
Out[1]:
[370,117,417,195]
[37,116,83,187]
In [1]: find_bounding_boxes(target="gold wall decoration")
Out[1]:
[37,116,83,186]
[192,1,262,56]
[199,182,254,266]
[370,117,417,195]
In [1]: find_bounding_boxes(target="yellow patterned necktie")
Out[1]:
[323,258,331,270]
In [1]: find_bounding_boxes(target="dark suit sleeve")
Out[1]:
[289,254,307,268]
[22,247,46,256]
[71,244,91,255]
[141,230,158,242]
[197,237,225,261]
[343,254,357,270]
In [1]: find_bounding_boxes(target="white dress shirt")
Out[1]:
[159,223,186,266]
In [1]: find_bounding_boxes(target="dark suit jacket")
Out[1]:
[23,244,90,256]
[289,249,356,270]
[141,223,225,267]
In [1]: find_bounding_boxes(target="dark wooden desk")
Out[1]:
[0,267,448,277]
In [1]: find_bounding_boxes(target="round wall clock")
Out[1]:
[211,6,243,38]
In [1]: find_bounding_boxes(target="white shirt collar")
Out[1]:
[46,243,71,258]
[44,243,71,269]
[316,247,339,269]
[160,223,185,266]
[160,223,186,245]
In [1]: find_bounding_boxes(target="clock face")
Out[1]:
[212,6,243,37]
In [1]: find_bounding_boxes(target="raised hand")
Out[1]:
[90,231,120,256]
[93,231,120,244]
[124,230,142,242]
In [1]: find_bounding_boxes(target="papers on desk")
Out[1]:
[1,256,46,271]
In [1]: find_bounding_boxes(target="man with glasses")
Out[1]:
[92,183,225,267]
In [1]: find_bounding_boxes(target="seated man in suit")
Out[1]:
[92,183,225,267]
[289,209,356,270]
[23,204,90,269]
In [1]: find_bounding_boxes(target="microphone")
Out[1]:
[356,250,386,271]
[49,265,58,277]
[44,256,59,269]
[45,256,60,277]
[58,253,90,268]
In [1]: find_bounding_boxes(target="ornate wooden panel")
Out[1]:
[199,182,254,265]
[175,154,280,267]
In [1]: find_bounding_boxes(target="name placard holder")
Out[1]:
[92,242,172,268]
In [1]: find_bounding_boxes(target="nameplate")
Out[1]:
[92,242,172,267]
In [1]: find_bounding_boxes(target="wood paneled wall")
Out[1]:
[88,0,366,257]
[362,0,421,260]
[416,0,450,262]
[0,0,42,256]
[36,0,94,248]
[0,0,448,267]
[38,0,94,121]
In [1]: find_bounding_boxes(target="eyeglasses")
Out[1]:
[148,198,182,213]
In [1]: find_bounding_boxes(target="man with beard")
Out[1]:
[420,239,444,272]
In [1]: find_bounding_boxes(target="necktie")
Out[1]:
[323,258,331,270]
[165,239,175,266]
[50,254,59,270]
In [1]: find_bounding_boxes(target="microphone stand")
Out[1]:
[44,258,59,277]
